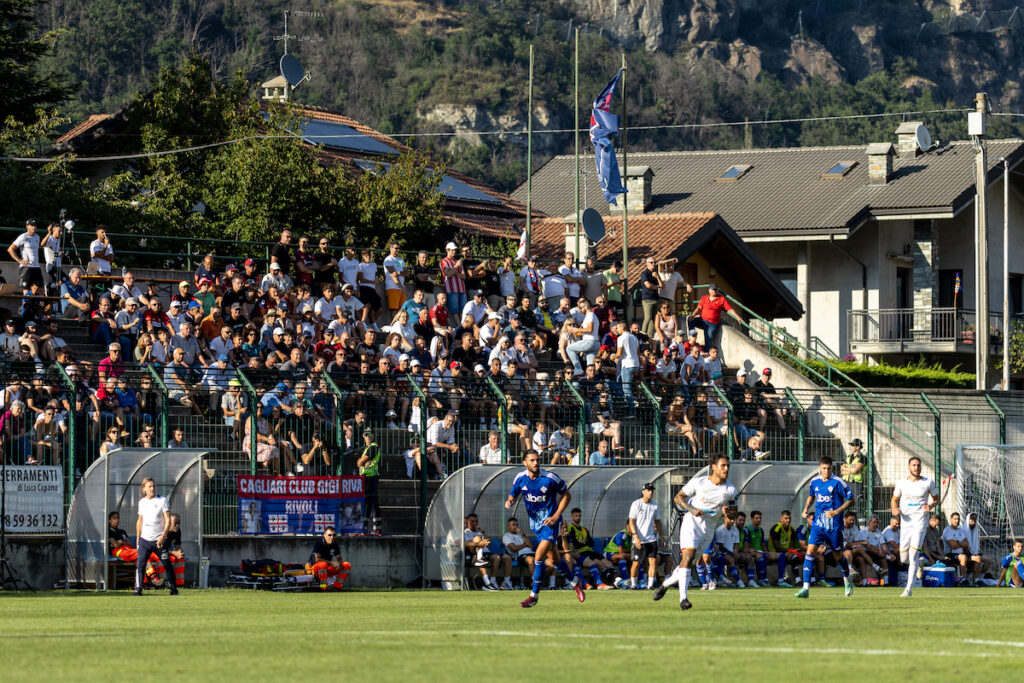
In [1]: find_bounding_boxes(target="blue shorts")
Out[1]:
[533,517,563,545]
[604,551,619,562]
[807,525,843,550]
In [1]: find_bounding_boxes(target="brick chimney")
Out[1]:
[609,166,654,214]
[866,142,894,186]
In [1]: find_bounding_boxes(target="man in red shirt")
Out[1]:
[430,291,452,343]
[690,283,742,350]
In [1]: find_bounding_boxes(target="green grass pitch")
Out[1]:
[2,587,1023,680]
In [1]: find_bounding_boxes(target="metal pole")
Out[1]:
[973,92,990,390]
[574,28,580,263]
[1003,157,1010,390]
[620,53,630,324]
[525,45,534,258]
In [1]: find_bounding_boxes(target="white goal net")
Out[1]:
[955,445,1024,557]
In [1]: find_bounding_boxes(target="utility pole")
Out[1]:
[525,45,534,257]
[970,92,990,390]
[1003,157,1010,390]
[574,28,580,264]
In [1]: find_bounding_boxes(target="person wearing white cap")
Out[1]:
[115,296,142,348]
[461,289,489,327]
[440,242,467,318]
[479,311,502,352]
[165,299,185,335]
[260,261,294,294]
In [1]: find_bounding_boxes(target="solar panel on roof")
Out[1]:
[299,119,397,155]
[438,175,502,204]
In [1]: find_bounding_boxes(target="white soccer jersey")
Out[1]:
[713,523,741,552]
[678,476,738,551]
[893,476,938,525]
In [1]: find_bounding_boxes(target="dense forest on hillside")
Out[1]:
[32,0,1024,191]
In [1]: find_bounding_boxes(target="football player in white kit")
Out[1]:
[653,454,738,610]
[890,456,939,598]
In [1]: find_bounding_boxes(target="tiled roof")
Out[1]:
[529,212,717,287]
[514,139,1024,237]
[528,211,803,319]
[55,114,114,147]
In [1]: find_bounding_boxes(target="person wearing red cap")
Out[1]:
[689,283,743,351]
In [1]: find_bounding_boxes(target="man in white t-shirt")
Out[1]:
[382,242,407,318]
[565,297,599,376]
[89,226,114,275]
[627,483,662,588]
[8,218,43,292]
[427,411,460,462]
[478,430,502,465]
[338,247,360,288]
[540,265,565,305]
[891,455,939,596]
[134,477,178,595]
[559,252,585,304]
[702,346,723,379]
[941,511,970,577]
[547,425,575,465]
[502,517,538,590]
[461,289,489,326]
[657,260,692,313]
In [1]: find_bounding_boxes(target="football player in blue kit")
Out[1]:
[796,455,855,598]
[506,449,586,608]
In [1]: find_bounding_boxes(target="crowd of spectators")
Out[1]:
[1,219,802,477]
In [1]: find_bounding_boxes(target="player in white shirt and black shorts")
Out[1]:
[134,477,179,595]
[655,454,739,610]
[890,456,939,598]
[627,483,662,589]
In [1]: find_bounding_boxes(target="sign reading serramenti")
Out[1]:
[3,466,63,532]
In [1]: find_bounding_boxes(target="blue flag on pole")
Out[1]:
[590,69,628,205]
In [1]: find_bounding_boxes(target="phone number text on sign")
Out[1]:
[3,466,64,532]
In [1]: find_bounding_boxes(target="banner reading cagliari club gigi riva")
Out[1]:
[237,475,364,535]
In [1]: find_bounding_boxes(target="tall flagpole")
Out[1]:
[526,44,534,257]
[621,52,630,324]
[574,28,580,263]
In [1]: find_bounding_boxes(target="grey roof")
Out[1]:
[514,139,1024,237]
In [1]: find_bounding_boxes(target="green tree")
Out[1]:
[0,0,73,126]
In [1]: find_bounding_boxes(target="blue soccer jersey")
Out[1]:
[509,469,568,533]
[809,475,851,532]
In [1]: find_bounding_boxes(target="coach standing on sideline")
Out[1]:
[135,477,178,596]
[628,483,662,589]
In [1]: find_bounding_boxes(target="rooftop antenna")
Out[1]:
[272,10,322,96]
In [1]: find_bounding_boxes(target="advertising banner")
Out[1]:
[2,466,63,532]
[237,475,364,535]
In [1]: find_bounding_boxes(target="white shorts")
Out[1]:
[679,513,717,554]
[900,518,927,555]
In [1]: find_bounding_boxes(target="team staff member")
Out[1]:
[627,483,662,589]
[309,527,351,591]
[161,513,186,588]
[357,428,382,535]
[134,477,178,596]
[841,438,866,515]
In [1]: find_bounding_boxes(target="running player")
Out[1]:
[795,455,854,598]
[890,455,939,598]
[505,449,585,607]
[653,454,738,610]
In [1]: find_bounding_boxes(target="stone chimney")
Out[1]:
[609,166,654,214]
[866,142,894,185]
[261,75,289,102]
[895,121,928,159]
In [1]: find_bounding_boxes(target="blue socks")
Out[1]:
[696,562,708,585]
[756,553,767,581]
[588,565,603,586]
[617,560,628,580]
[531,561,544,595]
[778,554,788,580]
[556,559,575,583]
[839,555,850,579]
[802,555,814,586]
[729,565,740,583]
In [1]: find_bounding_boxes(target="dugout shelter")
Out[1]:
[424,465,682,589]
[423,462,821,589]
[66,448,208,590]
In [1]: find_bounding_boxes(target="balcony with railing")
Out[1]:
[848,307,1016,354]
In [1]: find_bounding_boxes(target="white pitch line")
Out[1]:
[341,631,1023,658]
[964,639,1024,648]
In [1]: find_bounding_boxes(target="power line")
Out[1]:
[0,107,979,163]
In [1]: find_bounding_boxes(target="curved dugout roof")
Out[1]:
[66,448,209,590]
[688,461,821,525]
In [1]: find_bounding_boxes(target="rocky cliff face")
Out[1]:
[561,0,1024,110]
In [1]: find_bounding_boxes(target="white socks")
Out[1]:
[663,567,681,587]
[906,549,919,591]
[679,568,690,601]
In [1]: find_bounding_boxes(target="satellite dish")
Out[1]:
[280,54,305,86]
[582,208,605,243]
[915,123,932,152]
